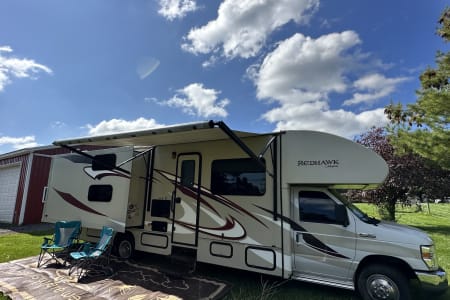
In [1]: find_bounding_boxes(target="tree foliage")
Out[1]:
[385,7,450,169]
[352,127,450,221]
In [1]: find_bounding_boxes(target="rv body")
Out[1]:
[42,121,447,299]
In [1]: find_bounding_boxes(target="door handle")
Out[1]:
[295,232,302,243]
[171,194,181,212]
[358,233,376,239]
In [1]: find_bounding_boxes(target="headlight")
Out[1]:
[421,245,438,270]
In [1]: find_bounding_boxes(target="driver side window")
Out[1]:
[298,191,339,224]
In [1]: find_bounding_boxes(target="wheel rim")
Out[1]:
[118,240,132,259]
[366,274,400,300]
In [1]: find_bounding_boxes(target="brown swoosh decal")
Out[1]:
[177,216,247,240]
[255,205,349,259]
[54,189,107,217]
[155,169,268,229]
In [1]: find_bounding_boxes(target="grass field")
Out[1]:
[0,230,52,264]
[0,203,449,300]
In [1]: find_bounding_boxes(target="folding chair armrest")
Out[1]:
[78,242,93,252]
[41,237,53,246]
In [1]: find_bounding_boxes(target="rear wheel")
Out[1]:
[357,264,411,300]
[114,233,134,259]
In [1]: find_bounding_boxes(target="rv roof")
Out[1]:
[53,120,260,147]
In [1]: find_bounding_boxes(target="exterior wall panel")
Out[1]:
[22,155,52,224]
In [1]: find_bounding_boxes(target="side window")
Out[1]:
[92,154,116,171]
[298,191,339,224]
[211,158,266,196]
[88,185,113,202]
[181,160,195,188]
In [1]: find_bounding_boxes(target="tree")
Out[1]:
[385,7,450,169]
[353,127,450,221]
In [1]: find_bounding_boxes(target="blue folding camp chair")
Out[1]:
[69,226,114,281]
[37,220,81,268]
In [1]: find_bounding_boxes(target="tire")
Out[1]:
[114,233,134,259]
[357,264,411,300]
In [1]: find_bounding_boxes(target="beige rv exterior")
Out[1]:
[42,121,447,300]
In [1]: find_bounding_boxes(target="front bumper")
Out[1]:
[415,267,448,294]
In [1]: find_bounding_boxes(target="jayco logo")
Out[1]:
[297,159,339,168]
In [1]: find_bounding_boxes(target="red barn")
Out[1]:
[0,145,101,225]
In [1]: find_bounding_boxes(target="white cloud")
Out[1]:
[0,135,39,150]
[51,121,67,128]
[343,73,411,106]
[182,0,319,60]
[263,102,387,137]
[255,31,361,103]
[0,45,52,92]
[251,31,393,137]
[158,0,198,21]
[87,117,164,136]
[162,83,230,118]
[0,46,13,53]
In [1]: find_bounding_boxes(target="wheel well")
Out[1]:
[113,231,135,249]
[354,255,417,283]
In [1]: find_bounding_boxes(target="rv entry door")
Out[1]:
[171,153,201,246]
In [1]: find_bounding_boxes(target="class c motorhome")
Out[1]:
[42,121,447,300]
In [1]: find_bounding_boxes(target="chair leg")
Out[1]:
[37,249,45,267]
[78,268,84,282]
[37,249,54,268]
[60,249,70,267]
[49,249,58,266]
[68,259,86,282]
[77,260,89,282]
[68,262,76,276]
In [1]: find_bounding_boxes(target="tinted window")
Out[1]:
[181,160,195,188]
[92,154,116,171]
[151,200,171,218]
[298,191,338,224]
[88,185,113,202]
[211,158,265,196]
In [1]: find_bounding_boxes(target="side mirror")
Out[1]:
[335,204,349,227]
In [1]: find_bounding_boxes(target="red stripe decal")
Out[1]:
[54,189,107,217]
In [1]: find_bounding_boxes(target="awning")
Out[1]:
[53,121,260,148]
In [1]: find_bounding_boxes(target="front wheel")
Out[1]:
[357,264,411,300]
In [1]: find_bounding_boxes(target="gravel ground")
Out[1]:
[0,223,54,236]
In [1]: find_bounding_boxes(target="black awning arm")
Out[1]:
[258,135,279,158]
[116,146,154,168]
[59,144,131,175]
[212,121,274,177]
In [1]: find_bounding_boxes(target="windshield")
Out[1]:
[330,189,379,224]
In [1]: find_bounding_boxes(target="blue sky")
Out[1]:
[0,0,447,154]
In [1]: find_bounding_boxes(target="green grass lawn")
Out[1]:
[0,204,449,300]
[0,230,52,263]
[0,230,52,300]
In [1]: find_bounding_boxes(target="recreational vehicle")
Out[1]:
[42,121,447,300]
